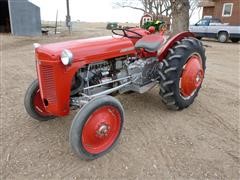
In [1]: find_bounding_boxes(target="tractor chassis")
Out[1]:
[70,73,159,109]
[24,29,206,160]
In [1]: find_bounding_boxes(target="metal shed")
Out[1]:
[0,0,41,36]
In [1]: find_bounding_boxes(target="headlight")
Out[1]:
[61,49,73,65]
[33,43,40,49]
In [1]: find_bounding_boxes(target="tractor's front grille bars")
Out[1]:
[39,65,57,103]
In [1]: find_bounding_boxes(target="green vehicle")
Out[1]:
[143,20,165,31]
[106,22,119,30]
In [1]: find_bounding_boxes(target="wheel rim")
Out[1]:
[220,34,226,42]
[33,89,51,116]
[81,105,121,154]
[179,54,204,99]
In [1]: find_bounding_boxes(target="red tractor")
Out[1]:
[24,27,206,160]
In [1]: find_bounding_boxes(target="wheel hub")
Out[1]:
[97,123,110,137]
[81,106,121,154]
[180,55,204,98]
[196,73,201,83]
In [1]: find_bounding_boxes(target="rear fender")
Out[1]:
[157,31,194,60]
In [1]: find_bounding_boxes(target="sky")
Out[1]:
[29,0,202,24]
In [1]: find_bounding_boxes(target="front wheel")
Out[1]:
[24,79,55,121]
[159,37,206,110]
[69,95,124,160]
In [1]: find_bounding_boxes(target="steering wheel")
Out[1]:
[112,28,143,39]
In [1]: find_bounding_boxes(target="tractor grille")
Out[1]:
[39,65,57,103]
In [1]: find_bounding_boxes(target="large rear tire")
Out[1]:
[69,95,124,160]
[159,37,206,110]
[24,79,55,121]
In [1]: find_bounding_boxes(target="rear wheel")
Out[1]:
[231,38,240,43]
[69,95,124,160]
[24,79,55,121]
[159,37,206,110]
[218,32,228,43]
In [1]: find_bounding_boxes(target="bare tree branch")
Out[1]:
[113,0,172,19]
[189,0,200,18]
[114,2,146,12]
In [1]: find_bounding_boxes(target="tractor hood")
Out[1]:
[35,36,136,62]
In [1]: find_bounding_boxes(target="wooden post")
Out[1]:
[66,0,71,33]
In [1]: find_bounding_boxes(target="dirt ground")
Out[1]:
[1,23,240,179]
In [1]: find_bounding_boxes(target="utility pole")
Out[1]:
[55,10,58,35]
[66,0,71,33]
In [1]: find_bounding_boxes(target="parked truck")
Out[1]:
[189,18,240,43]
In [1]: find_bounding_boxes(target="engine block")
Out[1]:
[127,57,158,85]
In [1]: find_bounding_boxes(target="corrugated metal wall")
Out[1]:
[8,0,41,36]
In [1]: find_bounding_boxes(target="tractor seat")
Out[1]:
[135,34,165,52]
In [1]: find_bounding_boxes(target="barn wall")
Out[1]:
[8,0,41,36]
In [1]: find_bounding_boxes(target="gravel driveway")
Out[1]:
[1,27,239,179]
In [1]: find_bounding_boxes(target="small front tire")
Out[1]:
[69,95,124,160]
[24,79,55,121]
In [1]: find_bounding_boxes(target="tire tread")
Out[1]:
[159,37,206,110]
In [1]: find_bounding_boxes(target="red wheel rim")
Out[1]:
[180,54,204,98]
[81,105,121,154]
[33,89,51,116]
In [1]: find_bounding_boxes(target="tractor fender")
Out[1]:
[157,31,194,60]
